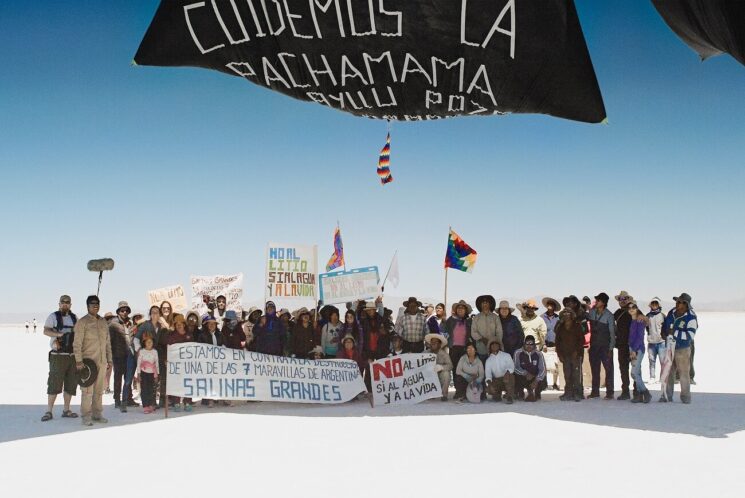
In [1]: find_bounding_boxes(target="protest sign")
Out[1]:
[319,266,380,305]
[167,343,366,403]
[370,353,442,406]
[190,274,244,315]
[135,0,606,123]
[265,243,318,301]
[147,285,188,313]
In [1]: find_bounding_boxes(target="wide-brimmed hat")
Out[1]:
[402,297,422,308]
[487,338,502,351]
[498,300,515,313]
[247,306,262,317]
[453,300,473,315]
[362,301,377,312]
[104,312,114,320]
[615,291,633,303]
[341,334,356,346]
[293,307,311,319]
[186,311,200,321]
[476,295,496,312]
[116,301,131,313]
[172,313,186,326]
[425,333,448,347]
[517,299,539,314]
[77,358,99,388]
[542,297,562,311]
[673,293,692,306]
[466,381,483,403]
[224,310,238,321]
[278,308,291,318]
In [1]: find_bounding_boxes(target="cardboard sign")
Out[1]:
[147,285,188,313]
[371,353,442,406]
[190,274,244,315]
[319,266,380,305]
[265,243,318,302]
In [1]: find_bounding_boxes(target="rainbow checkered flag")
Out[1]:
[377,132,393,185]
[325,227,344,271]
[444,228,477,273]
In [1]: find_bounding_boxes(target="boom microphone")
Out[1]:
[87,258,115,296]
[87,259,115,272]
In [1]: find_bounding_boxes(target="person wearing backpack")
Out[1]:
[41,295,79,422]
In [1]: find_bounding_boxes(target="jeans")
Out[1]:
[112,356,127,402]
[630,349,647,393]
[121,354,136,403]
[589,346,614,395]
[689,340,695,381]
[647,342,665,378]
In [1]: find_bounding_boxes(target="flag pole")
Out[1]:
[444,226,451,312]
[381,250,397,292]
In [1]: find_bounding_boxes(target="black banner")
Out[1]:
[135,0,606,123]
[653,0,745,67]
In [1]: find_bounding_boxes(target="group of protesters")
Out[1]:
[40,290,698,425]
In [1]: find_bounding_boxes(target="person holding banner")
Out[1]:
[425,333,453,401]
[290,308,317,359]
[484,339,516,404]
[198,315,223,408]
[253,301,286,356]
[454,344,484,403]
[167,314,194,411]
[337,334,365,375]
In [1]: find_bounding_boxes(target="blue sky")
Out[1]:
[1,0,744,314]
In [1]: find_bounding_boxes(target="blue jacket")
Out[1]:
[664,309,697,349]
[587,308,616,350]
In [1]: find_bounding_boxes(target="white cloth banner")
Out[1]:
[147,285,188,313]
[265,243,318,303]
[319,266,380,305]
[166,343,366,403]
[190,274,244,316]
[371,353,442,406]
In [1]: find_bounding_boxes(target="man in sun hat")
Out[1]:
[587,293,615,399]
[425,333,453,401]
[472,295,502,365]
[613,291,635,400]
[109,300,138,411]
[517,299,548,351]
[73,295,113,426]
[663,293,698,404]
[498,300,524,357]
[394,297,428,353]
[484,339,515,404]
[645,297,666,382]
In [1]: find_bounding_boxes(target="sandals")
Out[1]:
[41,411,53,422]
[62,410,78,418]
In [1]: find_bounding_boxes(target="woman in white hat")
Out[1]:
[425,333,453,401]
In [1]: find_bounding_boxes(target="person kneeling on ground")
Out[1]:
[454,343,484,403]
[424,333,453,401]
[484,339,515,404]
[513,335,547,401]
[556,308,585,402]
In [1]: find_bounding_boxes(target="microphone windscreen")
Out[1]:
[87,258,115,272]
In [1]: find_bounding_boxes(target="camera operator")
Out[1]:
[41,295,79,421]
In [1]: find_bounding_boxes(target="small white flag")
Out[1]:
[388,252,400,288]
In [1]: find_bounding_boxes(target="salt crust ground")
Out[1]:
[1,313,744,497]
